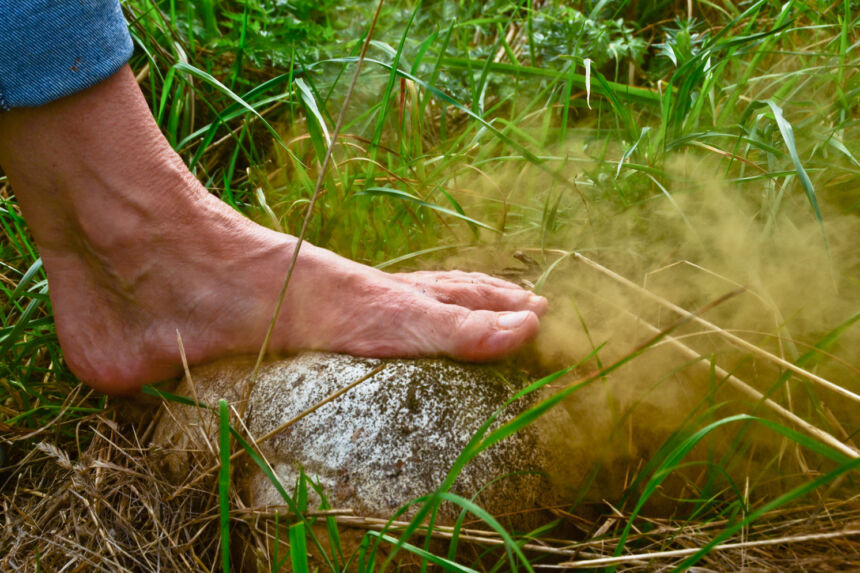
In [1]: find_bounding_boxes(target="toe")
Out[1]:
[427,282,548,314]
[394,270,547,314]
[448,309,540,361]
[398,269,526,291]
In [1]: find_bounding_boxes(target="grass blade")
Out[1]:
[358,187,499,233]
[765,99,823,224]
[369,531,479,572]
[440,57,661,105]
[173,61,295,158]
[296,77,332,165]
[613,414,853,560]
[218,399,231,573]
[675,456,860,570]
[289,522,310,573]
[369,4,418,154]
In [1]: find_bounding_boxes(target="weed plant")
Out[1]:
[1,0,858,570]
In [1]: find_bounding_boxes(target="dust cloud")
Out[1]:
[437,150,860,502]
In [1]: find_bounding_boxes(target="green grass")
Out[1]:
[219,398,233,573]
[1,0,858,570]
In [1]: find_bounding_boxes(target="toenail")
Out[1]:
[498,310,530,329]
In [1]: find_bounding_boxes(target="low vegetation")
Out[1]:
[1,0,858,570]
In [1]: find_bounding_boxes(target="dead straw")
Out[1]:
[601,295,860,460]
[545,528,860,569]
[569,250,860,404]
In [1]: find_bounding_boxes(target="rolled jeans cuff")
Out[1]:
[0,0,134,110]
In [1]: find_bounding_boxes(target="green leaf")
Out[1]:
[173,62,294,157]
[370,5,418,154]
[765,100,823,224]
[296,77,331,164]
[5,257,42,311]
[358,187,499,233]
[368,531,479,573]
[218,399,232,573]
[0,284,47,355]
[141,386,209,408]
[615,127,651,179]
[289,522,310,573]
[826,135,860,170]
[613,414,852,560]
[676,456,860,570]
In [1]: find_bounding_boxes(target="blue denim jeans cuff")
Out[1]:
[0,0,134,110]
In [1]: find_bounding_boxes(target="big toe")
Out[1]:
[448,309,540,361]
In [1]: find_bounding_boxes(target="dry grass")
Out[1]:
[1,406,221,571]
[2,404,858,571]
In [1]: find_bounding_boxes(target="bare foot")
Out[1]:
[0,66,546,395]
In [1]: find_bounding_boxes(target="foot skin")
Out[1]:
[0,67,547,395]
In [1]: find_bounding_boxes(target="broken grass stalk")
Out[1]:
[532,249,860,405]
[598,298,860,460]
[572,250,859,403]
[545,528,860,569]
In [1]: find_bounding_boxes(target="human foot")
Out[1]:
[0,66,547,395]
[41,207,546,395]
